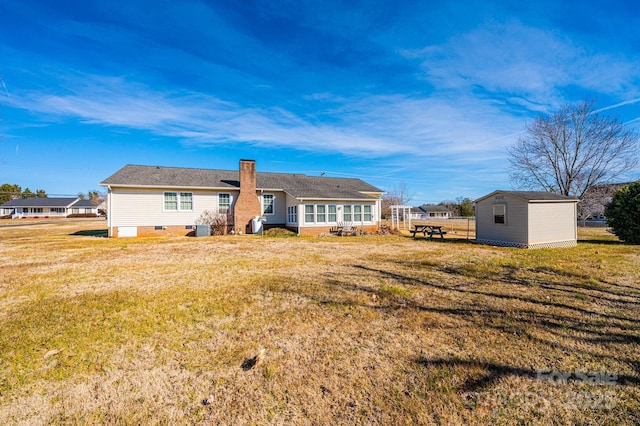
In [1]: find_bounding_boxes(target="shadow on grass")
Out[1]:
[414,357,640,390]
[578,239,625,245]
[352,264,639,322]
[402,235,475,244]
[70,229,108,237]
[272,258,640,389]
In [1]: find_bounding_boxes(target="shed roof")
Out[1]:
[101,165,384,200]
[0,197,79,208]
[474,190,579,204]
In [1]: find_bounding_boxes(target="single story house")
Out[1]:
[410,205,453,220]
[0,197,98,218]
[100,160,385,237]
[474,190,578,249]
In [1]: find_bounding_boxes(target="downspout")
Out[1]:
[574,201,578,241]
[297,200,302,237]
[108,186,113,238]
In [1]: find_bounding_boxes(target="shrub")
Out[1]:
[604,180,640,244]
[195,210,232,236]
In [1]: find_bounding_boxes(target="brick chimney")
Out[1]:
[233,159,261,234]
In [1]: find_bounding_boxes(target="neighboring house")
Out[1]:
[100,160,385,238]
[474,190,578,249]
[96,199,107,216]
[410,207,425,220]
[0,197,98,218]
[410,205,453,220]
[71,199,100,215]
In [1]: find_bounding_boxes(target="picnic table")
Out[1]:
[410,224,447,239]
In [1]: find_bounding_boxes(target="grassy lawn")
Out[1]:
[1,219,638,425]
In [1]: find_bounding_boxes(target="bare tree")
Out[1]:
[576,182,628,226]
[508,100,639,198]
[381,182,414,219]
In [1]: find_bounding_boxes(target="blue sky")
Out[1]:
[1,0,639,204]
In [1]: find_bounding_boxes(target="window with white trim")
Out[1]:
[218,193,230,213]
[287,206,298,223]
[305,205,314,223]
[164,192,193,211]
[493,204,506,224]
[354,205,362,222]
[262,194,274,215]
[164,192,178,211]
[316,205,326,222]
[328,205,337,222]
[364,205,372,221]
[341,204,373,223]
[303,204,340,224]
[180,192,193,211]
[343,205,352,222]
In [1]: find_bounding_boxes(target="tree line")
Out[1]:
[0,184,105,205]
[0,184,48,204]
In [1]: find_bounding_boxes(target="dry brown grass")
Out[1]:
[0,219,638,425]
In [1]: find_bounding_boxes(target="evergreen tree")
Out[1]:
[604,181,640,244]
[0,183,22,204]
[22,188,36,198]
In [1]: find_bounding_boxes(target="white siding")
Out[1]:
[260,191,287,224]
[528,202,577,244]
[285,193,300,226]
[109,187,237,227]
[476,194,529,244]
[476,192,578,247]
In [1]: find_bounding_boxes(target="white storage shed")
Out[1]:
[474,191,578,249]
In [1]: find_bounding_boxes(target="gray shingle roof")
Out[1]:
[101,165,384,200]
[0,197,78,208]
[419,205,452,213]
[475,190,579,203]
[73,199,98,207]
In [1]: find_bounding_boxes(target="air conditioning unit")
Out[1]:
[195,224,210,237]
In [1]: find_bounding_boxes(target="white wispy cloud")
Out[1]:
[404,21,640,107]
[5,73,522,165]
[594,98,640,113]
